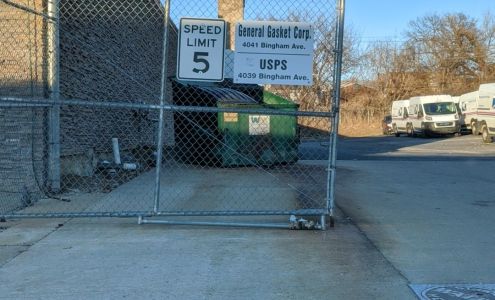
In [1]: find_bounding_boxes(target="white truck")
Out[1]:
[407,95,460,136]
[458,91,480,134]
[476,83,495,143]
[391,99,410,136]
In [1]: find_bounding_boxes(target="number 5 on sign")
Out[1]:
[177,18,226,82]
[192,52,209,73]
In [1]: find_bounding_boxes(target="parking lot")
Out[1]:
[337,134,495,160]
[299,133,495,161]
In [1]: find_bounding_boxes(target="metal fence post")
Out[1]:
[47,0,61,193]
[326,0,345,227]
[153,0,171,213]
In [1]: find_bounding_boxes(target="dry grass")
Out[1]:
[297,117,384,139]
[338,118,383,137]
[296,106,388,138]
[338,109,387,137]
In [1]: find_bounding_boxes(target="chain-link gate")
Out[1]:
[0,0,344,229]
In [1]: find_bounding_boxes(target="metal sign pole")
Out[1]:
[48,0,61,193]
[326,0,345,227]
[153,0,171,214]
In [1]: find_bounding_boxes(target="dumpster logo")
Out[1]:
[249,115,270,135]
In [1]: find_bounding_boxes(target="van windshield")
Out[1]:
[423,102,457,115]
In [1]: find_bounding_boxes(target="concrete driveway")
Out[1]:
[336,159,495,298]
[0,213,415,299]
[0,157,418,299]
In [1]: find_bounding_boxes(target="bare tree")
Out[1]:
[480,11,495,81]
[360,12,495,113]
[405,13,486,94]
[267,11,361,111]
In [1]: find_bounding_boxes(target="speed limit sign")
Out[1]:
[177,18,226,82]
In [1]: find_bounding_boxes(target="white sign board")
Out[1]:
[234,21,314,86]
[177,18,226,82]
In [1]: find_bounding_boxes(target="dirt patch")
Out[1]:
[299,119,385,139]
[339,123,383,137]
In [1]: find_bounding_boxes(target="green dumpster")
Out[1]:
[173,80,299,166]
[216,91,300,166]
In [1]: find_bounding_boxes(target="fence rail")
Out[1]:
[0,101,332,220]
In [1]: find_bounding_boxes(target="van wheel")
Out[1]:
[406,124,412,137]
[393,124,400,137]
[411,125,417,137]
[481,124,492,143]
[471,120,479,135]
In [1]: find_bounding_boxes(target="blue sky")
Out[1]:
[169,0,495,46]
[346,0,495,44]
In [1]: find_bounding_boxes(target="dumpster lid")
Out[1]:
[200,87,258,104]
[263,91,299,107]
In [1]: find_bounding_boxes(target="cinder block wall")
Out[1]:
[59,0,177,160]
[0,0,47,211]
[0,0,47,98]
[0,0,178,211]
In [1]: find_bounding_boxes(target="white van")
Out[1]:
[452,96,460,109]
[458,91,480,134]
[407,95,460,136]
[391,100,410,136]
[476,83,495,143]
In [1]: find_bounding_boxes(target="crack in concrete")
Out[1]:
[335,203,413,290]
[0,219,69,268]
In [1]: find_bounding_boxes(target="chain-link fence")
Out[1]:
[0,0,344,229]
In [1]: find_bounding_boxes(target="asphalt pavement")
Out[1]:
[300,134,495,161]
